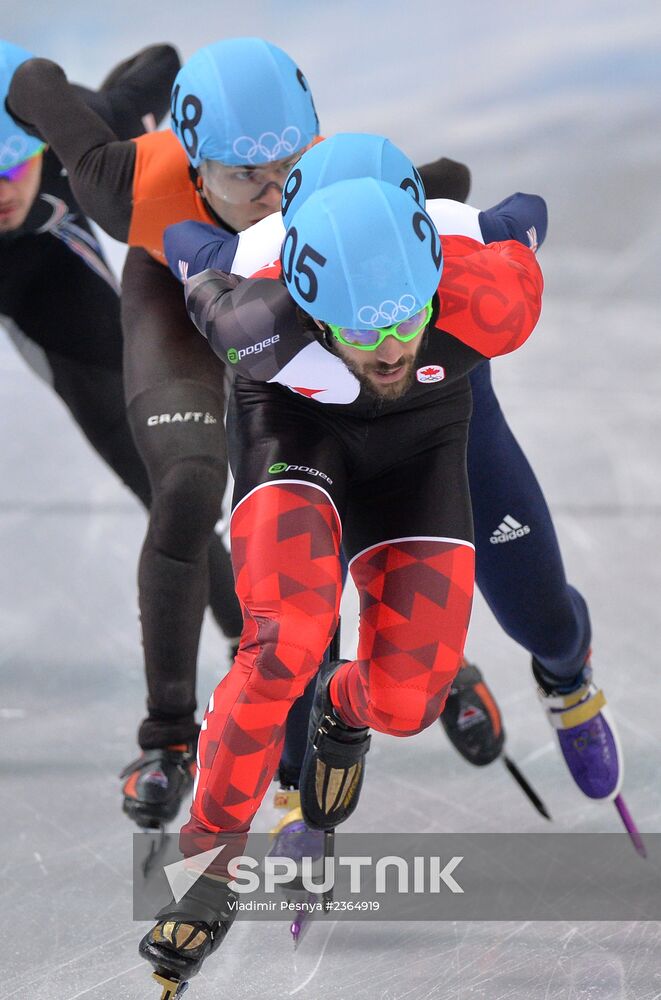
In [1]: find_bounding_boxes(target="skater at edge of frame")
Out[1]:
[137,161,546,990]
[0,39,173,522]
[5,37,490,832]
[0,37,247,832]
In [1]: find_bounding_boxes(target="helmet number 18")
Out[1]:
[171,85,203,162]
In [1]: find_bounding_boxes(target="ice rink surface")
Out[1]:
[1,1,660,997]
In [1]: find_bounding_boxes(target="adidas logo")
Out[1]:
[490,514,531,544]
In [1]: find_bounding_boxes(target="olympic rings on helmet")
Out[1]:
[0,135,30,170]
[232,127,302,164]
[357,295,418,327]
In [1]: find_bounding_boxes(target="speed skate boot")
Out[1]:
[442,657,551,819]
[299,659,371,831]
[270,785,328,946]
[533,658,622,801]
[140,875,237,998]
[439,657,505,765]
[271,786,325,863]
[120,740,197,829]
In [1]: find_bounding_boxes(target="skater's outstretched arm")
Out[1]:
[85,44,180,140]
[163,189,547,286]
[7,55,153,240]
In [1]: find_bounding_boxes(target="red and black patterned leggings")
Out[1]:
[181,380,475,855]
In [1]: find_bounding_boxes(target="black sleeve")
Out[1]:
[7,58,136,242]
[416,157,471,203]
[186,270,306,381]
[87,44,180,139]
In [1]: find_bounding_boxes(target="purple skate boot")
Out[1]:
[270,788,325,862]
[269,788,332,945]
[533,658,622,800]
[533,658,646,856]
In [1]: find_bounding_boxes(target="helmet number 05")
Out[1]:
[171,85,203,161]
[412,211,443,269]
[282,226,327,304]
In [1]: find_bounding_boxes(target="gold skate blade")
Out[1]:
[152,971,188,998]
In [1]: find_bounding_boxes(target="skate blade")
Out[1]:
[291,902,313,948]
[153,971,189,998]
[502,754,552,820]
[141,825,167,878]
[290,829,335,948]
[290,893,332,949]
[614,794,647,858]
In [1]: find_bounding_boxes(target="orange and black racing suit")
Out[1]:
[8,57,469,750]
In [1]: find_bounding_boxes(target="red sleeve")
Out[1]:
[436,234,543,357]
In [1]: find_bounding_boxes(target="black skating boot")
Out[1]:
[439,658,505,766]
[441,658,552,820]
[140,874,237,998]
[120,740,197,829]
[299,659,371,831]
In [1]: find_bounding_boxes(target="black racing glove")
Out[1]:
[416,157,471,203]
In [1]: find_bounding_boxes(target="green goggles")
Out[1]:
[327,300,433,351]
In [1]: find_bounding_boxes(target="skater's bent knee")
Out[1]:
[238,614,336,694]
[149,457,226,559]
[367,681,453,736]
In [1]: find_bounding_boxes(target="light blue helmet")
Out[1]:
[281,132,425,224]
[171,37,319,169]
[0,40,45,172]
[282,177,443,328]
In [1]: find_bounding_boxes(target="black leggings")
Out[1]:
[1,234,242,749]
[6,326,152,508]
[1,232,150,504]
[122,248,243,748]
